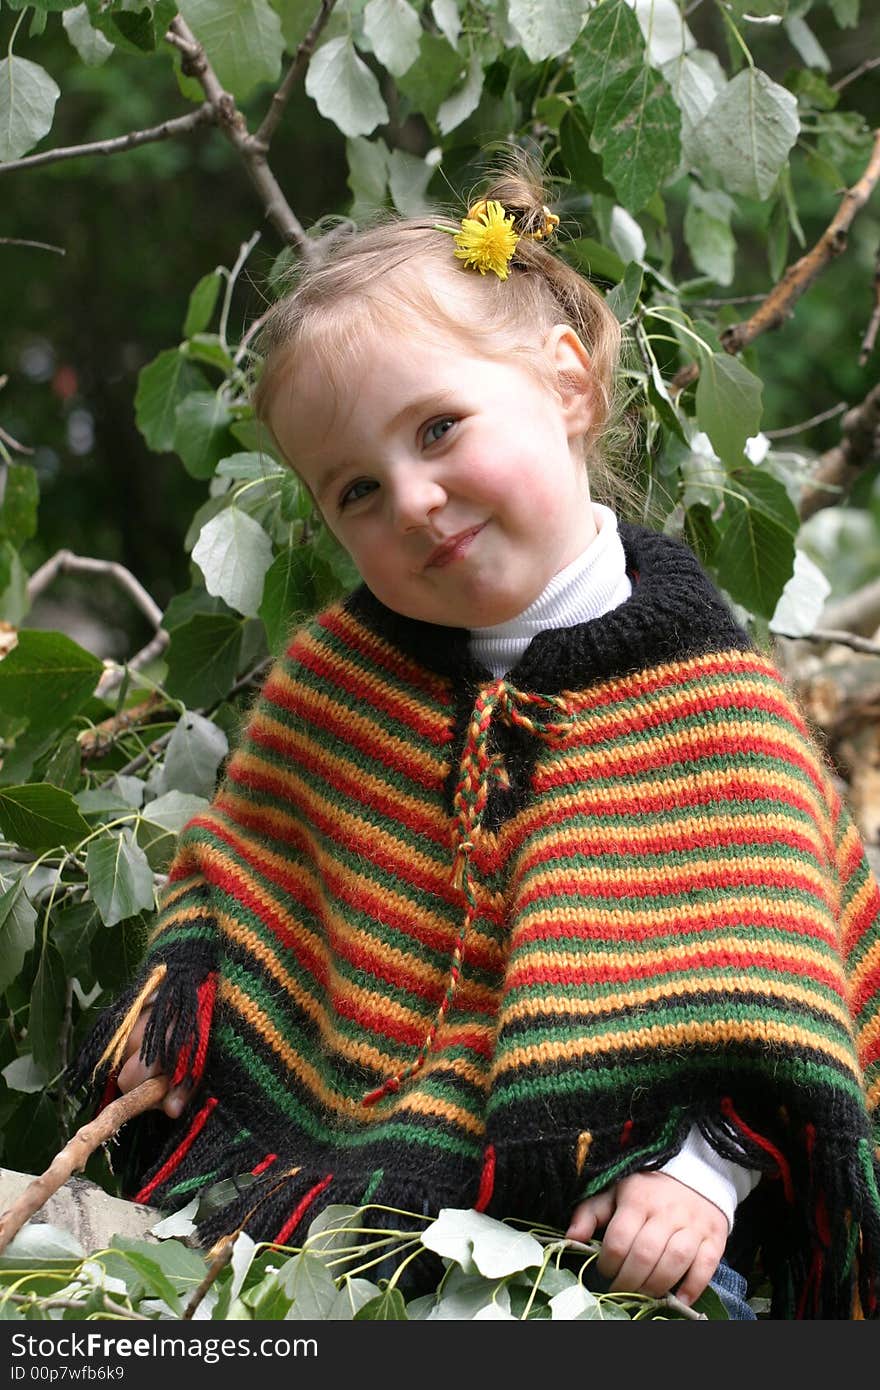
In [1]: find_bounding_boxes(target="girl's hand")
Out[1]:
[115,1004,193,1120]
[565,1171,728,1306]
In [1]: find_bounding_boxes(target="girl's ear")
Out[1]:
[544,324,595,436]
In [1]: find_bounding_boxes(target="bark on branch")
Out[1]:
[720,129,880,356]
[798,382,880,520]
[0,1079,167,1256]
[0,107,215,176]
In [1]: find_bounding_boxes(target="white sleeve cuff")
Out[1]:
[659,1124,762,1233]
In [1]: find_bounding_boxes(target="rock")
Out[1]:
[0,1167,161,1253]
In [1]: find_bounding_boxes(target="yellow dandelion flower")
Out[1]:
[453,200,520,280]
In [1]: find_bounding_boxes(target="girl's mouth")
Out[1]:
[425,524,486,569]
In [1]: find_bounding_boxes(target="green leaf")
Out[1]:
[426,1265,511,1319]
[437,53,483,135]
[113,1250,183,1316]
[0,630,103,739]
[164,613,245,708]
[185,334,236,372]
[508,0,588,61]
[363,0,421,77]
[684,187,735,286]
[62,5,115,66]
[562,237,626,285]
[177,0,284,98]
[347,135,390,220]
[216,451,284,481]
[29,942,66,1072]
[605,261,643,323]
[173,391,235,479]
[388,148,435,216]
[691,67,800,200]
[549,1283,601,1318]
[430,0,460,48]
[592,64,682,213]
[184,271,223,337]
[716,471,799,619]
[1,1090,59,1172]
[0,784,90,851]
[135,348,208,454]
[1,1053,46,1095]
[769,550,831,637]
[136,790,208,870]
[784,16,830,72]
[0,541,30,626]
[0,464,39,546]
[86,827,156,927]
[277,1251,339,1319]
[328,1278,383,1319]
[559,108,616,198]
[0,881,36,995]
[305,36,389,138]
[0,57,60,163]
[92,915,148,991]
[53,900,102,981]
[572,0,644,125]
[396,33,466,125]
[155,711,228,799]
[353,1285,408,1319]
[695,353,763,469]
[259,544,311,654]
[421,1208,543,1279]
[828,0,859,24]
[192,507,274,618]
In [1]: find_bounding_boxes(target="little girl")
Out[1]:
[75,169,880,1320]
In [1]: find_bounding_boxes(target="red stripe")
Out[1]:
[134,1097,218,1205]
[512,904,839,949]
[506,948,844,996]
[474,1145,496,1212]
[721,1097,794,1204]
[251,1153,278,1176]
[273,1174,333,1246]
[521,819,825,867]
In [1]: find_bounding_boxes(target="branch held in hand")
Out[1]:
[0,1079,168,1256]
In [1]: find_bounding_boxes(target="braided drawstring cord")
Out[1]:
[362,679,574,1107]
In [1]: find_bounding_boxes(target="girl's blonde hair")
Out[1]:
[252,162,632,507]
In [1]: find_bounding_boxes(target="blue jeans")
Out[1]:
[710,1258,756,1320]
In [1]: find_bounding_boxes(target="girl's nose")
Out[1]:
[390,472,447,530]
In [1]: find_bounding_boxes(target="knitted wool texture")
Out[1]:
[75,526,880,1318]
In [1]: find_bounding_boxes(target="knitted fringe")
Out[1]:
[68,943,218,1098]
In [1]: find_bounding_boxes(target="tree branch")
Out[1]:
[0,107,215,176]
[720,128,880,356]
[798,382,880,520]
[0,1079,167,1256]
[860,248,880,365]
[255,0,340,149]
[774,627,880,657]
[167,16,312,253]
[27,550,164,628]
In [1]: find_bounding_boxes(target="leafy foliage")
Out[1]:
[0,1204,733,1320]
[0,0,877,1239]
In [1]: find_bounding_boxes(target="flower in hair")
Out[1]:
[452,199,520,280]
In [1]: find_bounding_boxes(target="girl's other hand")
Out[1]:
[565,1170,728,1306]
[115,1004,193,1120]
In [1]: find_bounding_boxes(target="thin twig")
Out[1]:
[721,129,880,355]
[774,627,880,657]
[0,1079,168,1255]
[799,381,880,520]
[0,424,34,455]
[0,237,65,254]
[0,107,214,176]
[763,401,848,439]
[832,56,880,94]
[859,249,880,365]
[3,1291,147,1320]
[182,1236,234,1319]
[26,550,164,627]
[255,0,340,148]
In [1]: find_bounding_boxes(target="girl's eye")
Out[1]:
[423,417,456,446]
[339,478,377,509]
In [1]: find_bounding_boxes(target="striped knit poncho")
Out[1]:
[76,525,880,1319]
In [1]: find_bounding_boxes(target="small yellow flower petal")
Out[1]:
[453,199,520,280]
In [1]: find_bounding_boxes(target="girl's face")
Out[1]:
[271,305,598,628]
